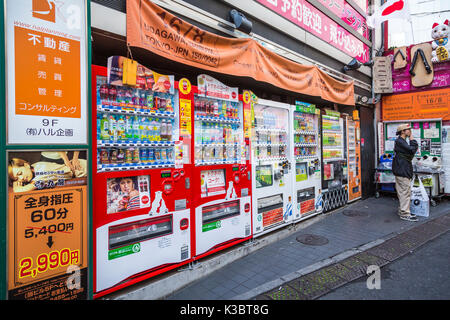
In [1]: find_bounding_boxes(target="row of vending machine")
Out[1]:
[91,65,362,298]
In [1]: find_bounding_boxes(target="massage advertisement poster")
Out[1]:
[7,150,88,300]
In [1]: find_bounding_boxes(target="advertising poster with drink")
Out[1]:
[200,169,226,197]
[106,175,151,214]
[5,0,88,144]
[197,74,239,102]
[107,55,175,94]
[7,150,88,300]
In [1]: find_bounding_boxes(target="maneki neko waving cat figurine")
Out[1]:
[431,20,450,63]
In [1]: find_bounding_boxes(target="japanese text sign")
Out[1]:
[5,0,88,144]
[7,150,88,300]
[256,0,369,63]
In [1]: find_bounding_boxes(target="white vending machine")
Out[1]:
[251,99,293,237]
[291,102,322,221]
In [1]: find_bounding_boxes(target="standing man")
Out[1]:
[392,124,419,221]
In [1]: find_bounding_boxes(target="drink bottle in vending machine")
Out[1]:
[92,64,192,298]
[191,74,252,259]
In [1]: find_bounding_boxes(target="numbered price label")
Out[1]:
[19,248,80,280]
[8,186,87,289]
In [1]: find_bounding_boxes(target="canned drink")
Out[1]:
[148,148,154,164]
[132,148,140,163]
[161,148,167,162]
[154,149,161,163]
[100,149,109,164]
[125,148,133,164]
[140,147,148,163]
[117,149,125,164]
[110,148,118,164]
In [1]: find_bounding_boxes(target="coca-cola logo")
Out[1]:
[231,91,237,99]
[163,80,171,91]
[141,195,149,204]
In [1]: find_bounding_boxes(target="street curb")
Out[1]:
[231,238,385,300]
[241,213,450,301]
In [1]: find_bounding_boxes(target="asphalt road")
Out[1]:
[319,231,450,300]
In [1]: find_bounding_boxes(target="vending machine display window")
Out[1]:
[193,95,242,165]
[108,215,173,250]
[322,115,344,161]
[96,75,178,172]
[257,194,284,229]
[200,169,226,198]
[202,200,240,230]
[294,112,318,159]
[252,106,288,161]
[106,175,151,214]
[255,165,273,188]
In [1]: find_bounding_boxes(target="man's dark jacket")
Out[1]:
[392,136,418,179]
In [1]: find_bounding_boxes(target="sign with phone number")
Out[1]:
[8,186,88,299]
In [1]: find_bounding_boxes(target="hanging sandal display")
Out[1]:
[393,46,407,69]
[409,43,434,87]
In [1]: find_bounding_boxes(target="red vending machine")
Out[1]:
[91,63,192,298]
[191,75,252,259]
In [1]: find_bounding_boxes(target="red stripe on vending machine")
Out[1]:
[191,75,252,260]
[91,64,193,298]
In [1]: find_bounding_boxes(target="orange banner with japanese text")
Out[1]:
[382,88,450,121]
[126,0,355,106]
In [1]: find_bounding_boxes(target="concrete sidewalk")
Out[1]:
[108,196,450,300]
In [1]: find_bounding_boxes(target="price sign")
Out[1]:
[8,186,88,300]
[7,150,88,300]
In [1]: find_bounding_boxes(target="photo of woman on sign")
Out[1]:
[8,151,87,193]
[107,176,142,213]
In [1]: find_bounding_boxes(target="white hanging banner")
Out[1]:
[5,0,88,144]
[197,74,239,102]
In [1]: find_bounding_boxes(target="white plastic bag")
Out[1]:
[410,176,429,217]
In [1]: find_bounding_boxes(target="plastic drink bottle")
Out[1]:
[154,118,161,141]
[167,120,173,141]
[117,116,125,141]
[149,118,155,141]
[132,116,139,141]
[100,113,109,140]
[125,116,133,141]
[108,86,117,106]
[108,115,117,142]
[139,117,146,141]
[160,119,167,141]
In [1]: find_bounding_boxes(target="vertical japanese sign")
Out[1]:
[5,0,88,144]
[7,150,88,300]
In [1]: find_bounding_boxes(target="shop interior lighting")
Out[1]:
[229,9,253,34]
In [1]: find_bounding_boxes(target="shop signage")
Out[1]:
[382,88,450,121]
[295,101,316,114]
[107,56,175,94]
[5,0,88,144]
[373,56,393,94]
[7,150,88,300]
[256,0,370,63]
[316,0,369,39]
[197,74,239,102]
[391,61,450,93]
[127,0,355,105]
